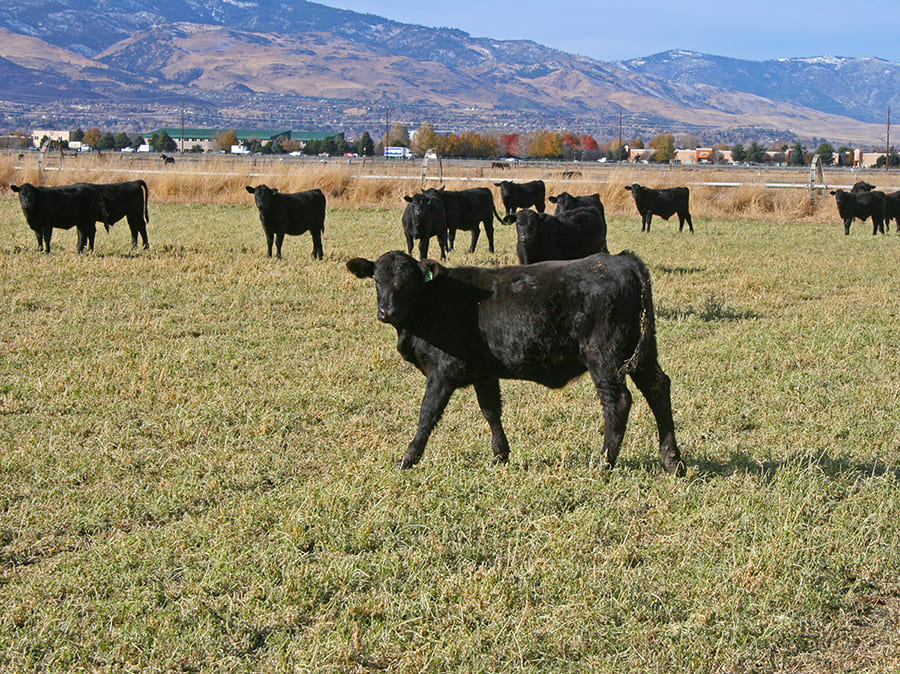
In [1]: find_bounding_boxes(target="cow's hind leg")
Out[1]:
[468,227,481,253]
[311,229,324,259]
[586,358,633,470]
[474,378,509,464]
[629,361,684,476]
[482,219,495,253]
[401,375,456,468]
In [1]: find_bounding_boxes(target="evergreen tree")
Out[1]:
[816,142,835,165]
[730,143,746,163]
[789,142,806,166]
[357,131,374,156]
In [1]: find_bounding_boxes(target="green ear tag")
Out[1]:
[424,269,434,282]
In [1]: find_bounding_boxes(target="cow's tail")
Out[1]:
[618,257,656,379]
[493,204,512,225]
[139,180,149,223]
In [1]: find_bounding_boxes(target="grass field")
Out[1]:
[1,171,899,672]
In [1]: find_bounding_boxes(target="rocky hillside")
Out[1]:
[0,0,895,144]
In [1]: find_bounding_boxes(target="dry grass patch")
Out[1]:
[1,191,899,671]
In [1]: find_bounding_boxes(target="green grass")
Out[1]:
[1,197,899,672]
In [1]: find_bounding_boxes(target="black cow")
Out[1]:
[830,189,886,235]
[625,183,693,233]
[549,192,605,217]
[885,191,900,232]
[850,182,900,232]
[424,187,498,253]
[346,250,683,475]
[402,192,448,260]
[10,182,100,253]
[515,207,608,264]
[161,154,175,165]
[93,180,150,249]
[495,180,546,222]
[245,185,326,258]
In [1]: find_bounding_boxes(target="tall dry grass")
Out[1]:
[2,151,895,222]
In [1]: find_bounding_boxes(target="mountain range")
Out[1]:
[0,0,897,146]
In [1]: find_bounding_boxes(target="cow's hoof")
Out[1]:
[664,456,686,477]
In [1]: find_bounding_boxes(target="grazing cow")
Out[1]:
[515,207,608,264]
[10,182,101,253]
[402,192,448,260]
[625,183,693,233]
[161,154,175,165]
[93,180,150,249]
[491,161,511,170]
[549,192,604,217]
[495,180,546,222]
[830,189,886,235]
[424,187,499,253]
[346,250,683,475]
[245,184,326,258]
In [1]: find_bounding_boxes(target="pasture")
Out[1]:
[1,157,899,672]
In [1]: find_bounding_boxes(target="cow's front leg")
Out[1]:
[474,378,509,464]
[275,233,285,259]
[266,230,275,257]
[401,375,455,468]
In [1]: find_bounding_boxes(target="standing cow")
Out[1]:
[495,180,546,222]
[93,180,150,249]
[245,185,326,258]
[515,207,608,264]
[830,189,886,235]
[424,187,498,253]
[346,250,683,475]
[625,183,693,233]
[402,192,448,260]
[549,192,604,217]
[849,181,900,232]
[11,182,101,253]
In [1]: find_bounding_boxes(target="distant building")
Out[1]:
[144,128,342,152]
[31,129,70,148]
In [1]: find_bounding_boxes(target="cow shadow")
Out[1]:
[657,296,761,323]
[680,450,900,482]
[655,264,706,276]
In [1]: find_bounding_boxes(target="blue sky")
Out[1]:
[325,0,900,63]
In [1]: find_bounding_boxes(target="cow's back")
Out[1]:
[457,253,648,386]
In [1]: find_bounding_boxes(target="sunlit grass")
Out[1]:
[0,183,898,671]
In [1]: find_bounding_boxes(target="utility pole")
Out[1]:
[618,108,623,162]
[886,105,891,173]
[180,100,185,154]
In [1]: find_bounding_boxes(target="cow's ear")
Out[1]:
[346,257,375,279]
[624,185,633,191]
[830,191,837,195]
[403,195,413,203]
[548,195,558,203]
[245,186,256,194]
[10,185,20,192]
[419,259,443,282]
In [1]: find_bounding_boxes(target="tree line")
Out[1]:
[53,125,898,165]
